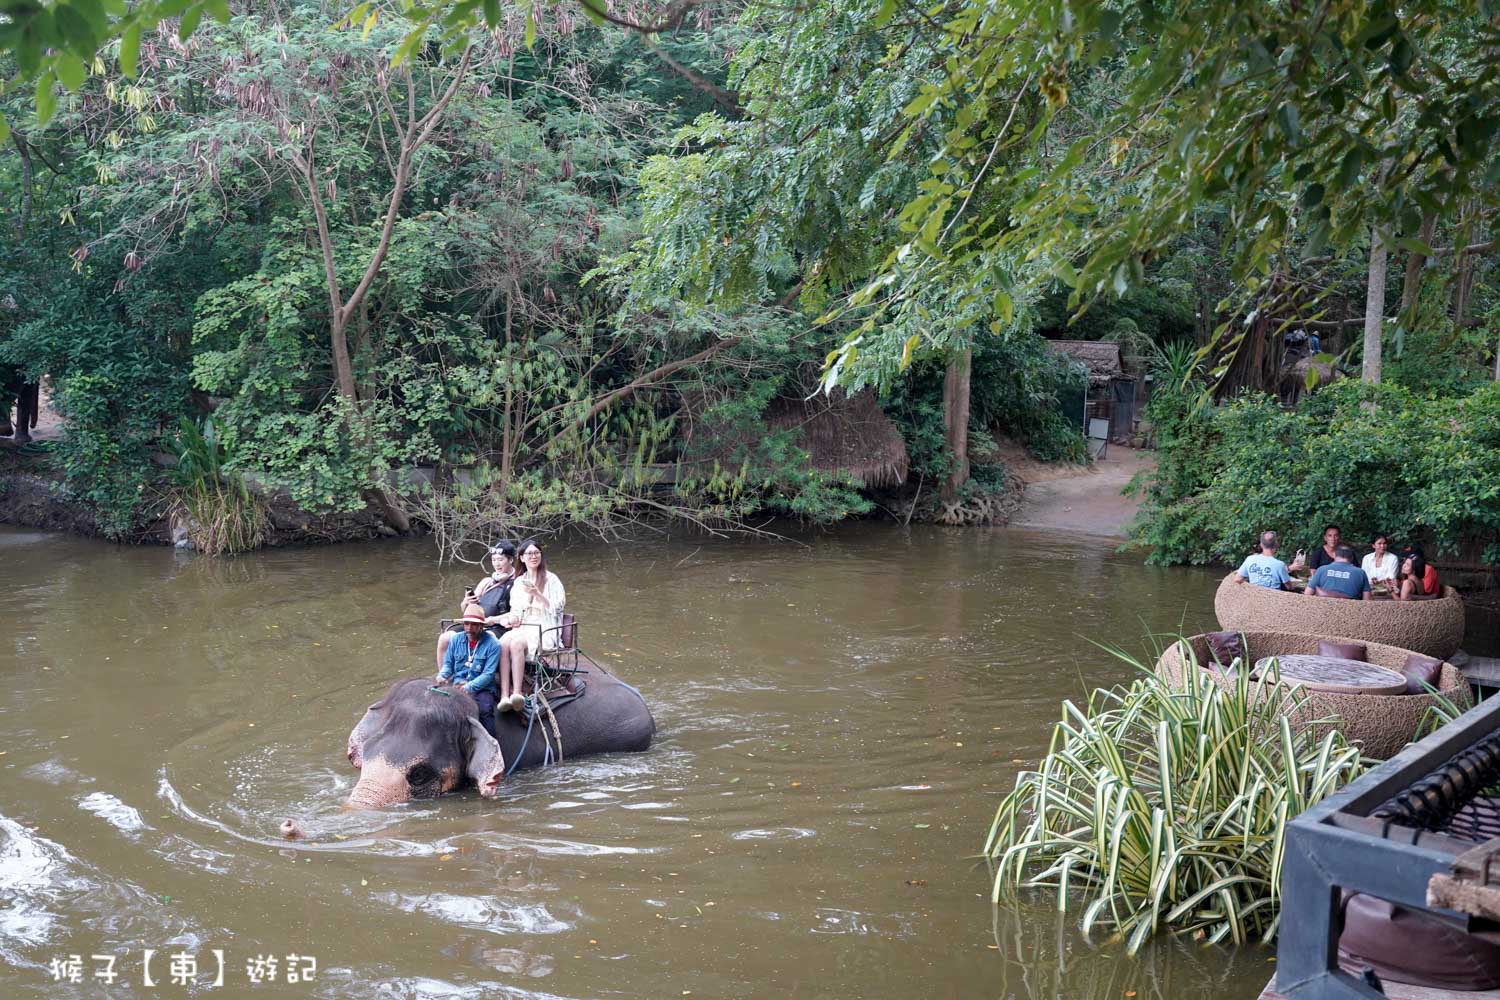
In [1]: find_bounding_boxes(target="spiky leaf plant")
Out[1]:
[986,648,1365,954]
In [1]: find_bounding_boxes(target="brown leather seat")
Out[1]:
[1339,891,1500,990]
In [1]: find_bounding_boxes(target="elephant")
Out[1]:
[0,374,38,442]
[344,658,656,808]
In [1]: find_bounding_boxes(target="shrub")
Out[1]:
[169,417,269,556]
[985,651,1365,953]
[1130,379,1500,565]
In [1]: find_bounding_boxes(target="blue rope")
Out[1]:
[591,657,648,709]
[506,707,537,777]
[613,676,648,709]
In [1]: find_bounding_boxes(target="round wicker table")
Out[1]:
[1250,654,1409,695]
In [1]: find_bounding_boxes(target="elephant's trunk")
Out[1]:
[344,759,409,810]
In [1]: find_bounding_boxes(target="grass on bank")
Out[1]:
[985,647,1366,955]
[169,417,268,556]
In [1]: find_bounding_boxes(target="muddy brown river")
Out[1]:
[0,524,1277,998]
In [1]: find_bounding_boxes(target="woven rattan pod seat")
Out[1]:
[1213,574,1466,660]
[1155,631,1471,760]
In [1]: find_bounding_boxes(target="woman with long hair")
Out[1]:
[1394,553,1431,601]
[495,538,567,712]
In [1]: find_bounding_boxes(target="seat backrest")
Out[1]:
[559,613,576,649]
[1087,417,1109,441]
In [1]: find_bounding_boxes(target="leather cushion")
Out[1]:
[1339,891,1500,990]
[1318,639,1368,662]
[1401,653,1444,695]
[1204,631,1244,669]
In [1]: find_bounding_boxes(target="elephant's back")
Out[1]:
[497,656,655,770]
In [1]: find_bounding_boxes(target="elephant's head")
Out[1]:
[345,677,505,808]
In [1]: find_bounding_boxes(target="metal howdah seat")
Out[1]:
[529,613,584,692]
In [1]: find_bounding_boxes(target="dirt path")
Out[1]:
[1008,446,1155,539]
[0,380,64,445]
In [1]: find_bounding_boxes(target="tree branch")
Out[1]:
[575,0,707,34]
[539,339,735,453]
[639,35,740,115]
[340,47,474,327]
[1428,238,1499,257]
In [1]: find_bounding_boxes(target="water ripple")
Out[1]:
[375,892,572,934]
[730,826,817,842]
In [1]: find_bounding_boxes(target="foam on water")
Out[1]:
[0,812,209,971]
[0,814,71,961]
[323,976,582,1000]
[375,892,572,935]
[730,826,817,841]
[77,792,149,838]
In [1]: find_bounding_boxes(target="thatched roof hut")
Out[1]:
[1048,340,1126,386]
[765,388,909,489]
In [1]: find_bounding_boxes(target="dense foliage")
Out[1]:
[0,3,918,541]
[1131,379,1500,565]
[5,0,1500,552]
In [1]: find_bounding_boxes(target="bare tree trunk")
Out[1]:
[500,294,514,485]
[941,349,972,501]
[11,134,33,236]
[353,299,374,401]
[1363,224,1389,384]
[1452,203,1478,326]
[288,49,473,534]
[1400,212,1436,320]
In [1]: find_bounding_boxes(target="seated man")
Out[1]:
[1306,545,1373,600]
[437,605,502,737]
[1235,530,1292,590]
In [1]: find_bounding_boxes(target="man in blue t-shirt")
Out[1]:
[1235,530,1292,590]
[1306,546,1372,600]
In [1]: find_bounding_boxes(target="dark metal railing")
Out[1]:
[1276,691,1500,998]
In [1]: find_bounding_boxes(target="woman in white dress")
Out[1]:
[1360,533,1399,586]
[495,539,566,712]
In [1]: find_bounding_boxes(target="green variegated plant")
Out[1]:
[986,648,1365,954]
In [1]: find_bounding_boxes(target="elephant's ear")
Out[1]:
[465,718,505,798]
[346,703,382,769]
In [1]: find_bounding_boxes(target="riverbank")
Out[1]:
[1007,444,1153,539]
[0,425,1121,547]
[0,450,398,547]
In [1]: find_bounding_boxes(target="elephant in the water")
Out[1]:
[345,660,655,808]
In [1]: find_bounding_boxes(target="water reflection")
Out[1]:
[990,901,1275,1000]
